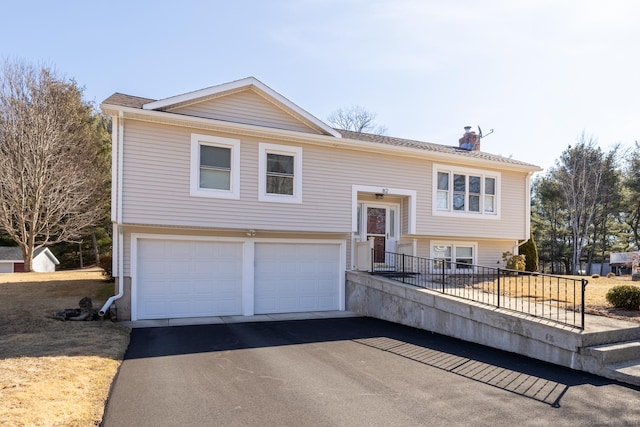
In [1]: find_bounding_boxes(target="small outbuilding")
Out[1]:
[0,247,60,273]
[609,251,639,276]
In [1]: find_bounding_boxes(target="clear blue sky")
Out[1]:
[2,0,638,172]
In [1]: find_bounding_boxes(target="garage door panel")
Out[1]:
[137,239,243,320]
[254,242,340,314]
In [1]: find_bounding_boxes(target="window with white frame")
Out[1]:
[259,143,302,203]
[190,134,240,199]
[431,242,476,270]
[433,165,499,217]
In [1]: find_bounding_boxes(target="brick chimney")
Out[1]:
[458,126,480,151]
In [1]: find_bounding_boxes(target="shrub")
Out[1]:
[502,251,525,271]
[606,272,616,278]
[606,285,640,310]
[591,274,600,279]
[520,233,539,272]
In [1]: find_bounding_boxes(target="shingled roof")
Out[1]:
[102,92,539,169]
[0,247,52,261]
[0,247,23,261]
[337,129,538,168]
[102,93,155,109]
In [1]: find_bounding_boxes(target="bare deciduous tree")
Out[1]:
[551,133,609,274]
[0,60,108,271]
[327,105,387,135]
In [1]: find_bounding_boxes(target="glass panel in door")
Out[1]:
[367,207,386,263]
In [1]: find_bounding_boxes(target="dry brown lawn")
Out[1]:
[485,273,640,323]
[580,274,640,323]
[0,269,130,427]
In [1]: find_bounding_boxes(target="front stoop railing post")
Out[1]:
[497,269,501,308]
[581,278,587,330]
[371,248,374,273]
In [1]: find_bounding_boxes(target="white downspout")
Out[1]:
[100,112,125,317]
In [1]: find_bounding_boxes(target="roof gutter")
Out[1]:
[100,112,125,317]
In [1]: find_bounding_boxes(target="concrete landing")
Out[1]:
[607,359,640,386]
[580,314,640,346]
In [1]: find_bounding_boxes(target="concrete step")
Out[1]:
[605,359,640,387]
[586,340,640,365]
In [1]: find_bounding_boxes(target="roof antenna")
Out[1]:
[478,126,494,139]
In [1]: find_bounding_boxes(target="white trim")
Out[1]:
[352,185,416,234]
[258,143,303,204]
[129,233,346,320]
[242,240,255,316]
[525,171,533,239]
[110,114,118,222]
[117,112,124,224]
[432,164,501,220]
[141,77,341,138]
[430,240,478,271]
[190,133,241,199]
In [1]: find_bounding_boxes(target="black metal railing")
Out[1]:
[371,249,588,329]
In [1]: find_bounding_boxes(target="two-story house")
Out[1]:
[100,77,540,321]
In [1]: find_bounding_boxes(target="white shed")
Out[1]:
[0,247,60,273]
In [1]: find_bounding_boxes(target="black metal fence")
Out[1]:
[371,250,588,330]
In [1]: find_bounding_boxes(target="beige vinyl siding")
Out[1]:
[421,164,528,240]
[401,198,410,236]
[476,239,517,267]
[169,89,320,134]
[121,120,529,240]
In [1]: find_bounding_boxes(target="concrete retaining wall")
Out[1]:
[345,271,587,370]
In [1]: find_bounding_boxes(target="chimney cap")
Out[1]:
[464,126,472,133]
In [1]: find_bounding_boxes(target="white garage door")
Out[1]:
[254,243,341,314]
[137,239,243,319]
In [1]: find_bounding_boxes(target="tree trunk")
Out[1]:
[91,228,100,265]
[21,243,33,272]
[79,241,83,268]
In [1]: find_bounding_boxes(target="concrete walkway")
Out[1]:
[121,310,360,328]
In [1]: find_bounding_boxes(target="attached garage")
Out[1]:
[133,236,345,320]
[254,242,342,314]
[135,239,244,319]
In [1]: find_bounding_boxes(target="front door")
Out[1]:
[364,204,399,263]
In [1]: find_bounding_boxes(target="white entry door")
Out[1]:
[363,203,399,262]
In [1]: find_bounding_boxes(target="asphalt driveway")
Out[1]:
[102,317,640,426]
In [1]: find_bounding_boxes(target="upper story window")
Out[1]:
[433,164,499,218]
[190,134,240,199]
[267,153,294,195]
[259,143,302,203]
